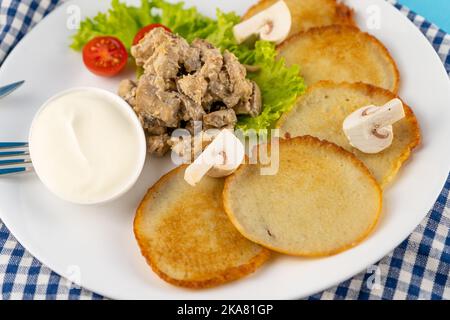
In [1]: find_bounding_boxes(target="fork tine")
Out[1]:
[0,150,29,157]
[0,144,30,159]
[0,166,33,176]
[0,143,32,176]
[0,142,28,149]
[0,158,31,166]
[0,160,33,176]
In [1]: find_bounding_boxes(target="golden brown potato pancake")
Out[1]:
[134,165,270,288]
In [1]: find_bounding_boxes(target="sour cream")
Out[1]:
[29,88,146,204]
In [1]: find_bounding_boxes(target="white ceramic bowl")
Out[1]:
[28,87,147,205]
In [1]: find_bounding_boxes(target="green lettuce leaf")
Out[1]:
[70,0,306,130]
[154,0,216,42]
[70,0,157,51]
[237,41,305,131]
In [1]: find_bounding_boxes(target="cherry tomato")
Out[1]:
[133,24,172,46]
[82,36,128,77]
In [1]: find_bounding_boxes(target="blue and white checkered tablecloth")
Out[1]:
[0,0,449,300]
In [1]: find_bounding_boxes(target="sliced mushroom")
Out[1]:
[147,134,171,157]
[203,109,237,129]
[118,79,137,107]
[233,1,292,45]
[135,75,181,128]
[141,115,167,135]
[184,130,245,186]
[234,81,262,117]
[343,98,406,154]
[169,130,219,163]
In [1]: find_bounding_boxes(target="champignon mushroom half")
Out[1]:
[233,0,292,45]
[184,129,245,186]
[343,98,406,154]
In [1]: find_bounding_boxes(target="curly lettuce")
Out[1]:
[70,0,305,130]
[238,42,304,131]
[70,0,156,50]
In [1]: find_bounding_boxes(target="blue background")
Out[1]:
[398,0,450,32]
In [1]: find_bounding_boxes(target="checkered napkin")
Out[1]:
[0,0,449,300]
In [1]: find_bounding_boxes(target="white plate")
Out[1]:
[0,0,449,300]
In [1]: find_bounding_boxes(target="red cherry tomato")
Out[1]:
[82,36,128,77]
[133,24,172,46]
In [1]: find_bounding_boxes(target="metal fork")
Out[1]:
[0,142,33,176]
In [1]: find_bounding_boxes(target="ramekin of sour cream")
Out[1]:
[29,87,147,205]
